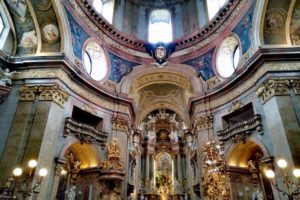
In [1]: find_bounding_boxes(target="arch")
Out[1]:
[58,139,101,169]
[225,137,270,168]
[0,1,16,55]
[118,63,203,96]
[136,102,189,129]
[52,0,73,55]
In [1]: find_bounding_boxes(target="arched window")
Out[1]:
[0,16,4,35]
[83,41,108,81]
[92,0,115,23]
[148,9,172,43]
[0,5,13,54]
[215,35,240,78]
[206,0,228,20]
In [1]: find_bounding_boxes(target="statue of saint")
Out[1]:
[254,190,264,200]
[0,68,16,86]
[66,186,76,200]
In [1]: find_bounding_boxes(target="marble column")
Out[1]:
[0,86,38,184]
[0,84,68,200]
[257,78,300,197]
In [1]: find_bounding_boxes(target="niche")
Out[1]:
[71,106,103,130]
[222,103,254,129]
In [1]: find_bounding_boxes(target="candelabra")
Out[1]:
[1,160,48,199]
[264,159,300,200]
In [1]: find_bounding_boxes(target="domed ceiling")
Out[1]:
[64,0,256,95]
[126,0,186,8]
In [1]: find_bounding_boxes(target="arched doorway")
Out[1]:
[226,140,273,200]
[55,142,101,200]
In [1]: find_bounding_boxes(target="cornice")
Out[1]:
[189,47,300,115]
[4,47,300,118]
[65,0,241,59]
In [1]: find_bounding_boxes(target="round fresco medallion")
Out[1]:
[42,24,59,43]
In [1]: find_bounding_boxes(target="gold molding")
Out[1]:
[194,115,213,131]
[228,100,244,113]
[19,84,68,107]
[291,79,300,95]
[19,85,38,101]
[132,72,193,94]
[256,78,300,103]
[39,85,68,107]
[112,115,130,132]
[13,68,130,114]
[194,62,300,113]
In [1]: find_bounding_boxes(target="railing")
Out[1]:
[217,114,262,142]
[64,117,108,145]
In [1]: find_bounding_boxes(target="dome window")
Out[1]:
[215,35,241,79]
[148,9,172,43]
[83,41,108,81]
[206,0,228,20]
[92,0,115,23]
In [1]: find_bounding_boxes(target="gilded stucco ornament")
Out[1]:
[256,78,300,103]
[228,100,243,113]
[19,85,39,101]
[112,114,130,132]
[99,138,125,180]
[19,84,68,107]
[202,140,230,200]
[194,115,213,131]
[39,85,68,107]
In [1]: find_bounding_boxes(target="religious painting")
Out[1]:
[183,48,215,81]
[19,30,38,51]
[108,52,139,83]
[290,0,300,45]
[7,0,27,21]
[155,153,173,188]
[263,0,291,44]
[233,0,256,54]
[42,24,59,43]
[66,10,89,59]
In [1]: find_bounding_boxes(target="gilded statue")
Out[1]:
[100,138,125,172]
[107,138,121,159]
[158,185,169,200]
[202,141,230,200]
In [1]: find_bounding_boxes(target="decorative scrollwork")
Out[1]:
[99,138,125,180]
[64,117,108,145]
[217,114,262,142]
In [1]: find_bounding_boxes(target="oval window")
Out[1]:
[215,36,240,78]
[83,41,108,81]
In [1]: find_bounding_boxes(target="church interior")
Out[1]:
[0,0,300,199]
